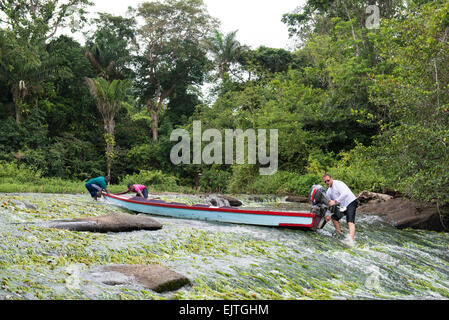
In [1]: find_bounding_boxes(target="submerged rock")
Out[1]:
[46,212,162,233]
[206,195,242,207]
[96,264,190,293]
[10,199,38,210]
[285,195,308,203]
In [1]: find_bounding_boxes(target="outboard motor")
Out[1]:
[308,184,345,230]
[308,184,329,230]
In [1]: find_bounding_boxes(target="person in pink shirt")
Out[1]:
[117,183,149,198]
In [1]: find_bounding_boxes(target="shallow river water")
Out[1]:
[0,193,448,300]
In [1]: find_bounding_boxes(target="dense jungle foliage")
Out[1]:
[0,0,448,207]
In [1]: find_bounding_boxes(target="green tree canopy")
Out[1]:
[84,12,137,82]
[206,29,248,80]
[134,0,218,141]
[0,0,92,123]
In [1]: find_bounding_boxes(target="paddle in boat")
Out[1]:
[103,185,334,230]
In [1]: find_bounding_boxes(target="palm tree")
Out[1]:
[83,14,136,178]
[85,77,129,179]
[206,29,249,80]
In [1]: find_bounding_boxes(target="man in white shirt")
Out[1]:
[323,174,358,241]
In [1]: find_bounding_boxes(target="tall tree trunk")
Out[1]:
[11,80,27,125]
[104,118,116,182]
[14,101,21,125]
[146,83,176,141]
[151,112,159,142]
[433,59,440,110]
[146,96,159,142]
[341,0,361,57]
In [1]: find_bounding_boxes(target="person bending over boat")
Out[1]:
[117,183,149,199]
[322,174,358,241]
[85,176,110,200]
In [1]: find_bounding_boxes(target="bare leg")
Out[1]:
[348,222,356,240]
[332,219,343,235]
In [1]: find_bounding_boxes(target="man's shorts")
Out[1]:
[332,199,358,223]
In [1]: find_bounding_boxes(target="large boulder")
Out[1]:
[220,195,243,207]
[94,264,190,293]
[47,212,162,233]
[358,197,446,232]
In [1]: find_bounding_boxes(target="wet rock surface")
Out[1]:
[205,194,243,207]
[94,264,190,293]
[357,190,394,204]
[285,195,308,203]
[46,212,162,232]
[357,191,447,232]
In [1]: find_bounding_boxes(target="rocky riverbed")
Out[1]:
[1,192,449,300]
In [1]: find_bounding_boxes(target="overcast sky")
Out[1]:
[87,0,304,49]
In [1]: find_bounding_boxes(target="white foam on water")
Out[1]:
[341,234,355,247]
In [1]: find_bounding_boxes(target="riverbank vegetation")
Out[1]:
[1,0,448,207]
